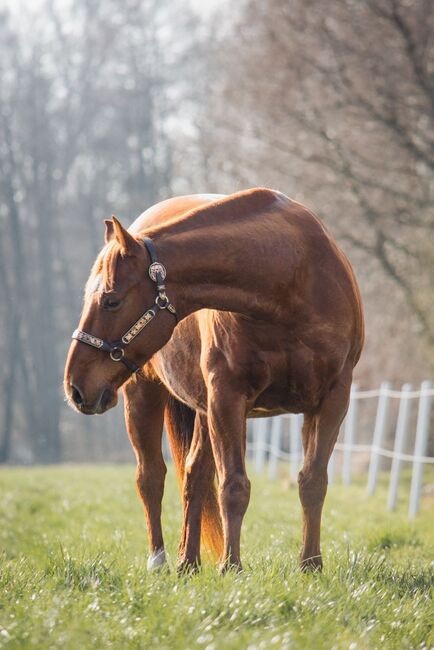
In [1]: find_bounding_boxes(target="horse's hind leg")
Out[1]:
[123,378,168,571]
[177,412,214,572]
[298,367,352,571]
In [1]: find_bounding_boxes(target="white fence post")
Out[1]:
[268,417,282,480]
[290,414,303,482]
[367,381,391,495]
[408,381,432,518]
[387,383,412,511]
[328,448,336,484]
[342,384,358,485]
[254,418,269,474]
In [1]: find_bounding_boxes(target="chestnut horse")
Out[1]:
[64,188,364,572]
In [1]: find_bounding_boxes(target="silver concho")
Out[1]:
[148,262,167,282]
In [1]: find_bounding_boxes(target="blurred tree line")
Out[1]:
[0,0,433,463]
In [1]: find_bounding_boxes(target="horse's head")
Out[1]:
[64,217,176,414]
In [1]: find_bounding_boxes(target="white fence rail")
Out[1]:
[247,381,433,518]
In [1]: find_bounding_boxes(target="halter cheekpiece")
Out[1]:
[72,237,177,376]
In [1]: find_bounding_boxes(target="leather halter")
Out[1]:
[72,237,177,376]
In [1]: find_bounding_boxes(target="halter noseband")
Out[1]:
[71,237,177,376]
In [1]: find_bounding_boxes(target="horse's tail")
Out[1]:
[164,395,223,561]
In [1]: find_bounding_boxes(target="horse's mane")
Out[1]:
[142,188,279,240]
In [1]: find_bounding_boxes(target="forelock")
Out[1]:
[84,241,122,300]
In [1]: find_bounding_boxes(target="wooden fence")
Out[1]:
[247,381,433,518]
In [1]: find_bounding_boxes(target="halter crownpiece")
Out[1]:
[71,237,177,376]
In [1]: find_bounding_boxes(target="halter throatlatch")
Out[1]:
[72,237,177,376]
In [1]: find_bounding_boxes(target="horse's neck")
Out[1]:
[150,194,282,320]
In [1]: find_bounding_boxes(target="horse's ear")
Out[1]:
[111,215,141,255]
[104,219,114,244]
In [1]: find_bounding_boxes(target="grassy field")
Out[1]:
[0,465,433,650]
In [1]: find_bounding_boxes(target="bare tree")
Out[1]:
[204,0,434,358]
[0,0,201,462]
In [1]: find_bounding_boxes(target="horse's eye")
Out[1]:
[103,296,122,310]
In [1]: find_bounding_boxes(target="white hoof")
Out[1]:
[147,548,167,571]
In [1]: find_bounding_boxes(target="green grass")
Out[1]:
[0,465,433,649]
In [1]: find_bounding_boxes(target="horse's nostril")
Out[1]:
[99,388,113,410]
[70,383,84,406]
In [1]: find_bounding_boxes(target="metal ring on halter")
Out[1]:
[110,347,125,362]
[155,293,170,309]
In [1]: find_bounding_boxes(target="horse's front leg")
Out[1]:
[207,378,250,571]
[123,378,168,571]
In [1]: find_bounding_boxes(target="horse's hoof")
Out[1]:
[147,548,167,572]
[219,559,243,575]
[300,556,323,573]
[176,558,201,576]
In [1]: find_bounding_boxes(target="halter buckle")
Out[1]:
[110,347,125,362]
